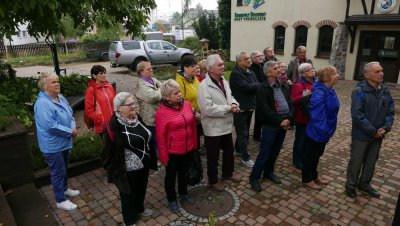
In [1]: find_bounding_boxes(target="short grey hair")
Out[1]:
[296,46,306,54]
[363,62,380,75]
[298,63,313,74]
[161,79,180,99]
[250,51,262,62]
[263,61,277,75]
[37,72,58,91]
[206,54,222,71]
[113,92,134,111]
[235,52,247,62]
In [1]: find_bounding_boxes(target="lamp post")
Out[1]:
[199,38,209,59]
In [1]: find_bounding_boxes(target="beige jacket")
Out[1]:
[135,77,162,126]
[197,74,238,136]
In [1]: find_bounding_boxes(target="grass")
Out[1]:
[2,52,86,67]
[30,134,102,171]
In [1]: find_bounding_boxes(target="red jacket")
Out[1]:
[155,100,198,163]
[85,80,116,133]
[290,77,314,125]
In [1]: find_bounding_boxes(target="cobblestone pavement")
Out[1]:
[39,79,400,225]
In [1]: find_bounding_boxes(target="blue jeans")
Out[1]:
[249,127,286,182]
[293,124,307,167]
[234,111,253,161]
[43,150,70,203]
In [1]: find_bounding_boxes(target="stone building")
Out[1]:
[230,0,400,83]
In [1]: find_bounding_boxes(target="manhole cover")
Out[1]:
[180,184,240,223]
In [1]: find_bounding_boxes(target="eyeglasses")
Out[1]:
[143,67,152,71]
[255,55,264,58]
[121,102,136,108]
[272,67,278,70]
[189,65,200,69]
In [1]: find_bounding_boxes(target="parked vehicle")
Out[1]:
[109,40,193,70]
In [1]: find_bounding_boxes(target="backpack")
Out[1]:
[84,86,96,129]
[299,87,327,117]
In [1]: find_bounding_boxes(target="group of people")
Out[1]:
[33,44,394,226]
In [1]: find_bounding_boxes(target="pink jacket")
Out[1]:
[290,77,313,125]
[155,100,198,163]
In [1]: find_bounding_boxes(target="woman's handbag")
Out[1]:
[186,150,203,186]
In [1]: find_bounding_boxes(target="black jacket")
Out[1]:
[101,114,157,194]
[351,80,395,141]
[256,81,295,128]
[249,63,265,83]
[229,65,260,109]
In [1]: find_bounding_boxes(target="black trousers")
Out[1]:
[119,167,149,225]
[204,134,234,184]
[165,153,191,202]
[302,136,326,183]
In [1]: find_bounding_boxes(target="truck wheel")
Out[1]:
[130,59,146,71]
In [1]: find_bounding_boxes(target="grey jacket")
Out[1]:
[135,77,162,126]
[197,74,238,136]
[351,80,395,141]
[287,57,313,82]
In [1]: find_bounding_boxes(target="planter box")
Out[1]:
[0,120,34,190]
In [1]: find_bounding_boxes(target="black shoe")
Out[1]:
[359,186,380,198]
[345,187,357,198]
[250,180,261,192]
[265,174,281,184]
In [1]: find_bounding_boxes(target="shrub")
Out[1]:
[181,36,201,52]
[31,134,102,171]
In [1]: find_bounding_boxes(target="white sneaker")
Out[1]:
[242,159,254,168]
[56,200,77,211]
[64,188,80,197]
[139,208,153,217]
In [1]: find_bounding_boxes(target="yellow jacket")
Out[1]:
[175,72,200,112]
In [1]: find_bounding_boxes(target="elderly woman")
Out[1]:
[84,65,116,135]
[34,73,80,211]
[290,63,315,170]
[175,55,202,148]
[195,59,207,82]
[135,61,162,159]
[155,79,198,213]
[277,61,292,86]
[101,92,155,226]
[302,66,340,190]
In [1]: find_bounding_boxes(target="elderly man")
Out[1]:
[345,62,395,198]
[263,47,278,63]
[288,46,313,82]
[249,61,294,192]
[229,52,260,168]
[198,54,240,192]
[249,51,265,141]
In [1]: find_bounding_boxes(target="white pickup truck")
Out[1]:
[109,40,193,71]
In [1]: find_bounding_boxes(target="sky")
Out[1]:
[153,0,218,21]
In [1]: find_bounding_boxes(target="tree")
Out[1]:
[0,0,156,74]
[171,12,181,26]
[218,0,231,50]
[192,12,220,49]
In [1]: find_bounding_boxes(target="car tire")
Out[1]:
[130,58,147,71]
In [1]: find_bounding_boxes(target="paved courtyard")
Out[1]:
[39,79,400,226]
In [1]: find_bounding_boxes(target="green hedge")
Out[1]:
[31,134,102,171]
[0,73,89,130]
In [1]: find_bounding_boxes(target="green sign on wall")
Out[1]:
[234,12,266,21]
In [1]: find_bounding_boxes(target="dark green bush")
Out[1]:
[31,134,102,171]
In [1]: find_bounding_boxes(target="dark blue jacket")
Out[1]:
[351,80,395,141]
[229,65,260,110]
[306,81,340,143]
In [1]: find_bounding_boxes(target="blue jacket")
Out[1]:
[306,81,340,143]
[229,66,260,110]
[351,80,395,141]
[34,91,76,153]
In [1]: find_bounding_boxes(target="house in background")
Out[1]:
[2,23,45,46]
[230,0,400,84]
